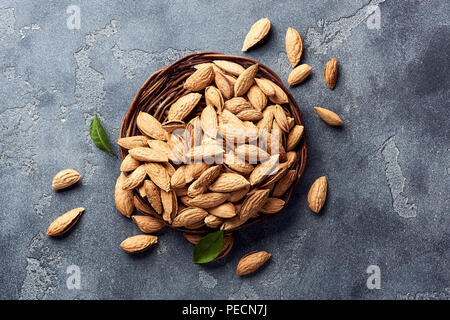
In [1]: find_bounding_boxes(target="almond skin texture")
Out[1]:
[239,189,270,221]
[307,176,327,213]
[46,207,84,236]
[213,60,245,76]
[214,71,234,100]
[273,170,297,197]
[144,179,163,214]
[121,164,147,190]
[288,64,312,87]
[120,235,158,253]
[208,173,250,193]
[186,192,228,208]
[234,64,258,97]
[285,27,303,68]
[247,84,267,111]
[188,165,222,197]
[133,195,157,215]
[117,136,149,150]
[314,107,343,126]
[115,173,135,218]
[132,215,165,233]
[168,93,202,121]
[224,97,252,114]
[145,163,171,192]
[242,18,271,51]
[208,202,237,218]
[204,214,223,228]
[200,105,218,135]
[205,86,224,113]
[260,198,285,214]
[128,147,168,163]
[120,154,141,172]
[236,251,271,276]
[324,57,338,89]
[286,125,304,151]
[172,207,208,228]
[136,112,168,141]
[184,65,214,91]
[52,169,82,190]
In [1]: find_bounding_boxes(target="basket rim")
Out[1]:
[119,51,307,234]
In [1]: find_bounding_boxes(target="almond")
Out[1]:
[314,107,343,126]
[133,195,157,215]
[172,207,208,228]
[236,251,271,276]
[223,153,254,176]
[224,97,252,114]
[132,215,165,233]
[288,64,312,87]
[209,173,250,193]
[254,78,276,97]
[185,162,210,183]
[121,164,147,190]
[214,71,234,100]
[117,135,149,150]
[307,176,327,213]
[144,179,163,214]
[273,105,290,133]
[115,173,134,218]
[286,125,304,151]
[242,18,271,51]
[147,140,176,161]
[204,215,223,228]
[186,192,228,208]
[239,189,270,221]
[286,151,298,168]
[46,207,84,236]
[208,202,237,218]
[184,65,214,91]
[257,108,274,133]
[161,189,177,223]
[145,163,171,192]
[205,86,224,113]
[194,63,222,73]
[260,198,285,214]
[128,147,168,162]
[285,27,303,68]
[162,120,186,134]
[221,214,247,230]
[234,64,258,97]
[171,166,187,189]
[273,170,296,197]
[120,235,158,253]
[214,233,234,260]
[247,85,267,111]
[188,165,222,197]
[136,112,168,141]
[249,155,279,186]
[168,93,202,121]
[120,154,141,172]
[52,169,82,190]
[183,232,204,245]
[236,109,263,121]
[235,144,270,163]
[213,60,245,76]
[324,57,338,89]
[189,144,224,162]
[228,184,250,202]
[200,105,218,136]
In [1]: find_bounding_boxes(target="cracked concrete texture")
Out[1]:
[1,0,449,299]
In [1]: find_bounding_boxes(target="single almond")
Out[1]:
[249,155,280,186]
[288,64,312,87]
[223,153,254,176]
[214,233,235,260]
[257,108,274,133]
[234,64,258,97]
[120,154,141,172]
[161,189,177,223]
[184,65,214,91]
[273,105,290,133]
[168,93,202,121]
[209,173,250,193]
[254,78,276,97]
[286,151,298,168]
[286,125,304,151]
[213,60,245,76]
[172,207,208,228]
[260,198,285,214]
[236,109,263,122]
[205,86,224,113]
[242,18,271,51]
[247,85,267,111]
[117,135,149,150]
[236,251,271,276]
[314,107,343,126]
[200,105,218,136]
[145,163,171,192]
[221,214,247,230]
[133,195,157,215]
[144,179,163,214]
[52,169,82,190]
[285,27,303,68]
[324,57,338,89]
[136,112,168,141]
[194,63,222,73]
[132,215,165,233]
[183,232,205,245]
[128,147,168,162]
[120,235,158,253]
[204,215,223,228]
[186,192,228,208]
[214,71,234,100]
[185,162,210,183]
[188,165,222,197]
[46,207,84,236]
[307,176,327,213]
[235,144,270,163]
[121,164,147,190]
[208,202,237,218]
[273,170,297,197]
[228,184,250,202]
[224,97,253,114]
[115,173,134,218]
[171,166,187,189]
[162,120,186,133]
[239,189,270,221]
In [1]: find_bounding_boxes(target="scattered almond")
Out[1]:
[324,57,338,89]
[236,251,271,276]
[52,169,82,190]
[120,235,158,253]
[47,207,84,236]
[307,176,327,213]
[314,107,343,126]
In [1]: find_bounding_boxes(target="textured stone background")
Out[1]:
[0,0,449,300]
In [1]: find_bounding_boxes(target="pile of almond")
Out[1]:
[116,60,305,243]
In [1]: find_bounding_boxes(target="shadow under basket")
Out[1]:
[119,52,307,234]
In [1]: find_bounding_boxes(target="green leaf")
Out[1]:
[193,229,224,264]
[89,114,116,157]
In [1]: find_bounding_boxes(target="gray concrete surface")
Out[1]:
[0,0,449,300]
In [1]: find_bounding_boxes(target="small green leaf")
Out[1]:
[89,114,116,157]
[193,229,224,264]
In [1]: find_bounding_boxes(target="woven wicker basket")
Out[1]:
[119,52,307,234]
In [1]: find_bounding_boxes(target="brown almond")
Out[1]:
[200,105,218,136]
[285,27,303,68]
[286,125,304,151]
[286,151,298,168]
[184,65,214,91]
[236,109,263,122]
[314,107,343,126]
[214,233,235,260]
[213,60,245,76]
[324,57,338,89]
[117,135,149,150]
[172,207,209,228]
[52,169,82,190]
[224,97,252,114]
[144,179,163,214]
[242,18,271,51]
[46,207,84,236]
[186,192,228,208]
[128,147,168,162]
[171,166,187,189]
[133,195,157,215]
[223,153,254,176]
[247,84,267,111]
[214,71,234,100]
[208,202,237,218]
[273,105,290,133]
[288,64,312,87]
[115,173,134,218]
[136,112,168,141]
[273,170,296,197]
[307,176,327,213]
[204,214,223,228]
[120,235,158,253]
[234,64,258,97]
[235,144,270,163]
[145,163,170,192]
[236,251,271,276]
[254,78,276,97]
[228,184,250,203]
[209,173,250,193]
[161,189,177,223]
[194,63,222,73]
[167,93,202,121]
[183,232,204,245]
[205,86,224,113]
[188,165,222,197]
[120,154,141,172]
[239,189,270,221]
[121,164,147,190]
[249,155,280,186]
[221,214,247,230]
[185,162,210,183]
[257,108,274,133]
[260,198,285,214]
[132,215,165,233]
